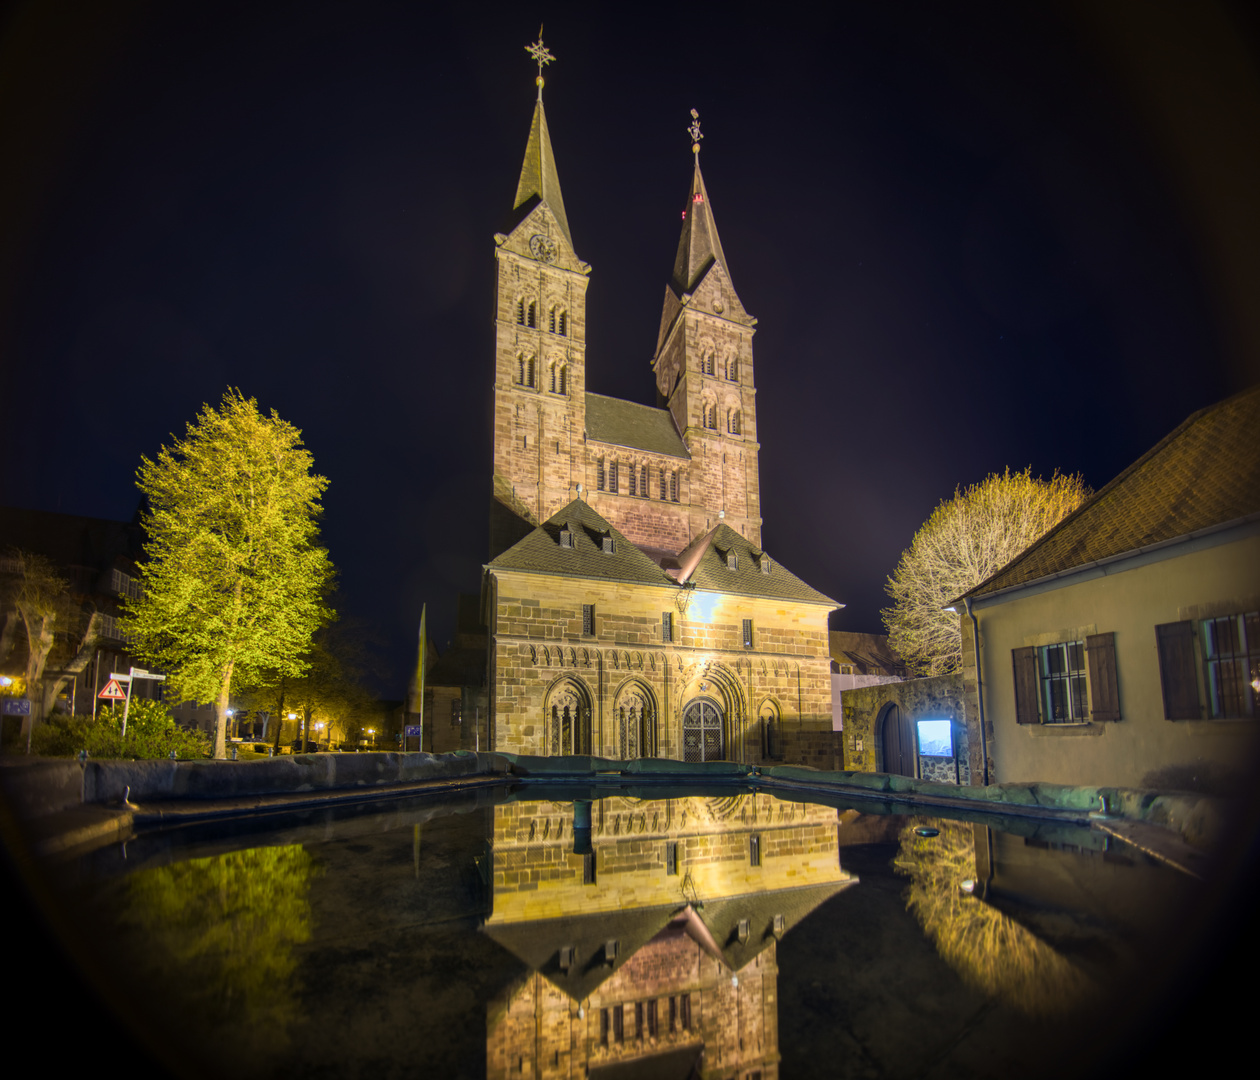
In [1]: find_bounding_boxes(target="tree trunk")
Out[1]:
[19,613,56,738]
[37,613,103,720]
[214,660,235,760]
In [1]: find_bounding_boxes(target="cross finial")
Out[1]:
[688,109,703,155]
[526,26,555,100]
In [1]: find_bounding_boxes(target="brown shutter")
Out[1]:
[1156,621,1200,720]
[1086,632,1120,721]
[1012,646,1040,724]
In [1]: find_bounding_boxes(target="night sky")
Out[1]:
[3,1,1259,694]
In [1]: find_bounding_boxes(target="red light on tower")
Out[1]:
[681,210,687,219]
[692,192,703,204]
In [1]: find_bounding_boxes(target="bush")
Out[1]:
[32,700,211,760]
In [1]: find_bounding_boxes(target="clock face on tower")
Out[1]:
[529,234,557,263]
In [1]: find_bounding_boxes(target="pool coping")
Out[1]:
[0,751,1227,878]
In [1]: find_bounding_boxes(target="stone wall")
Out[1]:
[487,569,834,766]
[839,674,970,784]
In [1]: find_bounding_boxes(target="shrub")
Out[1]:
[32,700,211,760]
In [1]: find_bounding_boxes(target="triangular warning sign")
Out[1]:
[98,679,127,701]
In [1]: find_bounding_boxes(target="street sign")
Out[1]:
[98,679,127,701]
[1,698,31,716]
[404,725,422,737]
[112,670,166,682]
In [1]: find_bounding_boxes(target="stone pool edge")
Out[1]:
[0,751,1226,872]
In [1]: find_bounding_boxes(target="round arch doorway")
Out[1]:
[682,698,725,763]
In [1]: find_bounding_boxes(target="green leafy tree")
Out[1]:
[883,468,1089,676]
[123,390,334,758]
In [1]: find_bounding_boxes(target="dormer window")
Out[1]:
[725,550,738,571]
[602,536,616,554]
[559,527,573,549]
[760,554,771,574]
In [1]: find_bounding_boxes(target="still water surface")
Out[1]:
[49,786,1218,1078]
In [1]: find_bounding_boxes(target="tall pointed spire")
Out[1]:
[513,30,573,249]
[672,110,730,294]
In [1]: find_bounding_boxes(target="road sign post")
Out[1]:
[111,668,166,737]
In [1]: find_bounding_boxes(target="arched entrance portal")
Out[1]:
[682,698,725,763]
[877,703,916,777]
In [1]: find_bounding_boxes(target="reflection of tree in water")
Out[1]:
[894,818,1093,1015]
[123,845,319,1047]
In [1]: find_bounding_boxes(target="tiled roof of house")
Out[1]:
[487,499,676,587]
[964,384,1260,600]
[676,523,839,607]
[585,393,690,459]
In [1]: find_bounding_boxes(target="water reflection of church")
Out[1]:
[481,795,854,1079]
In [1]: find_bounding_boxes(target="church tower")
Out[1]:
[651,114,762,547]
[490,39,591,558]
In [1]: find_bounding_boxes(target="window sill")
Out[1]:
[1025,722,1106,737]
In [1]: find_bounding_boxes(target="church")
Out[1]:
[432,39,840,769]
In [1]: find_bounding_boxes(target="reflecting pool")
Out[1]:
[26,787,1242,1078]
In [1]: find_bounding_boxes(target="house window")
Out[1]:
[597,460,605,491]
[680,994,692,1031]
[1040,641,1088,723]
[450,700,462,726]
[647,999,659,1038]
[665,841,678,875]
[634,1002,644,1041]
[612,1005,624,1043]
[662,611,673,643]
[742,619,753,648]
[601,1010,610,1046]
[1201,611,1259,718]
[582,604,595,636]
[609,462,619,494]
[1013,633,1120,724]
[749,834,761,866]
[669,997,677,1033]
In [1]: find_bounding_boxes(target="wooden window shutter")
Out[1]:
[1156,621,1200,720]
[1086,632,1120,721]
[1012,646,1040,724]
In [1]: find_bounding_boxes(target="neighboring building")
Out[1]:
[840,675,970,784]
[955,386,1260,793]
[828,629,905,734]
[0,506,154,717]
[468,58,841,767]
[423,594,487,754]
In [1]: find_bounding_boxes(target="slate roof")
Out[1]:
[585,393,690,459]
[672,158,731,295]
[963,384,1260,600]
[675,523,839,607]
[487,499,676,587]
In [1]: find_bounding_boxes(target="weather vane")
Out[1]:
[526,26,555,99]
[688,109,704,155]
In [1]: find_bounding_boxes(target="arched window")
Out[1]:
[527,301,537,329]
[628,466,637,497]
[549,307,557,334]
[517,355,526,385]
[609,461,619,494]
[704,404,717,430]
[550,364,557,393]
[617,687,656,759]
[558,311,568,336]
[527,357,536,388]
[727,357,738,382]
[558,365,567,395]
[640,465,648,497]
[728,409,741,435]
[670,470,679,502]
[516,298,526,326]
[659,468,668,500]
[597,459,606,491]
[702,351,715,376]
[549,681,591,756]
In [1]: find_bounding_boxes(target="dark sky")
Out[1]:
[2,0,1259,693]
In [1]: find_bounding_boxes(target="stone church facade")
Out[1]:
[462,71,840,768]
